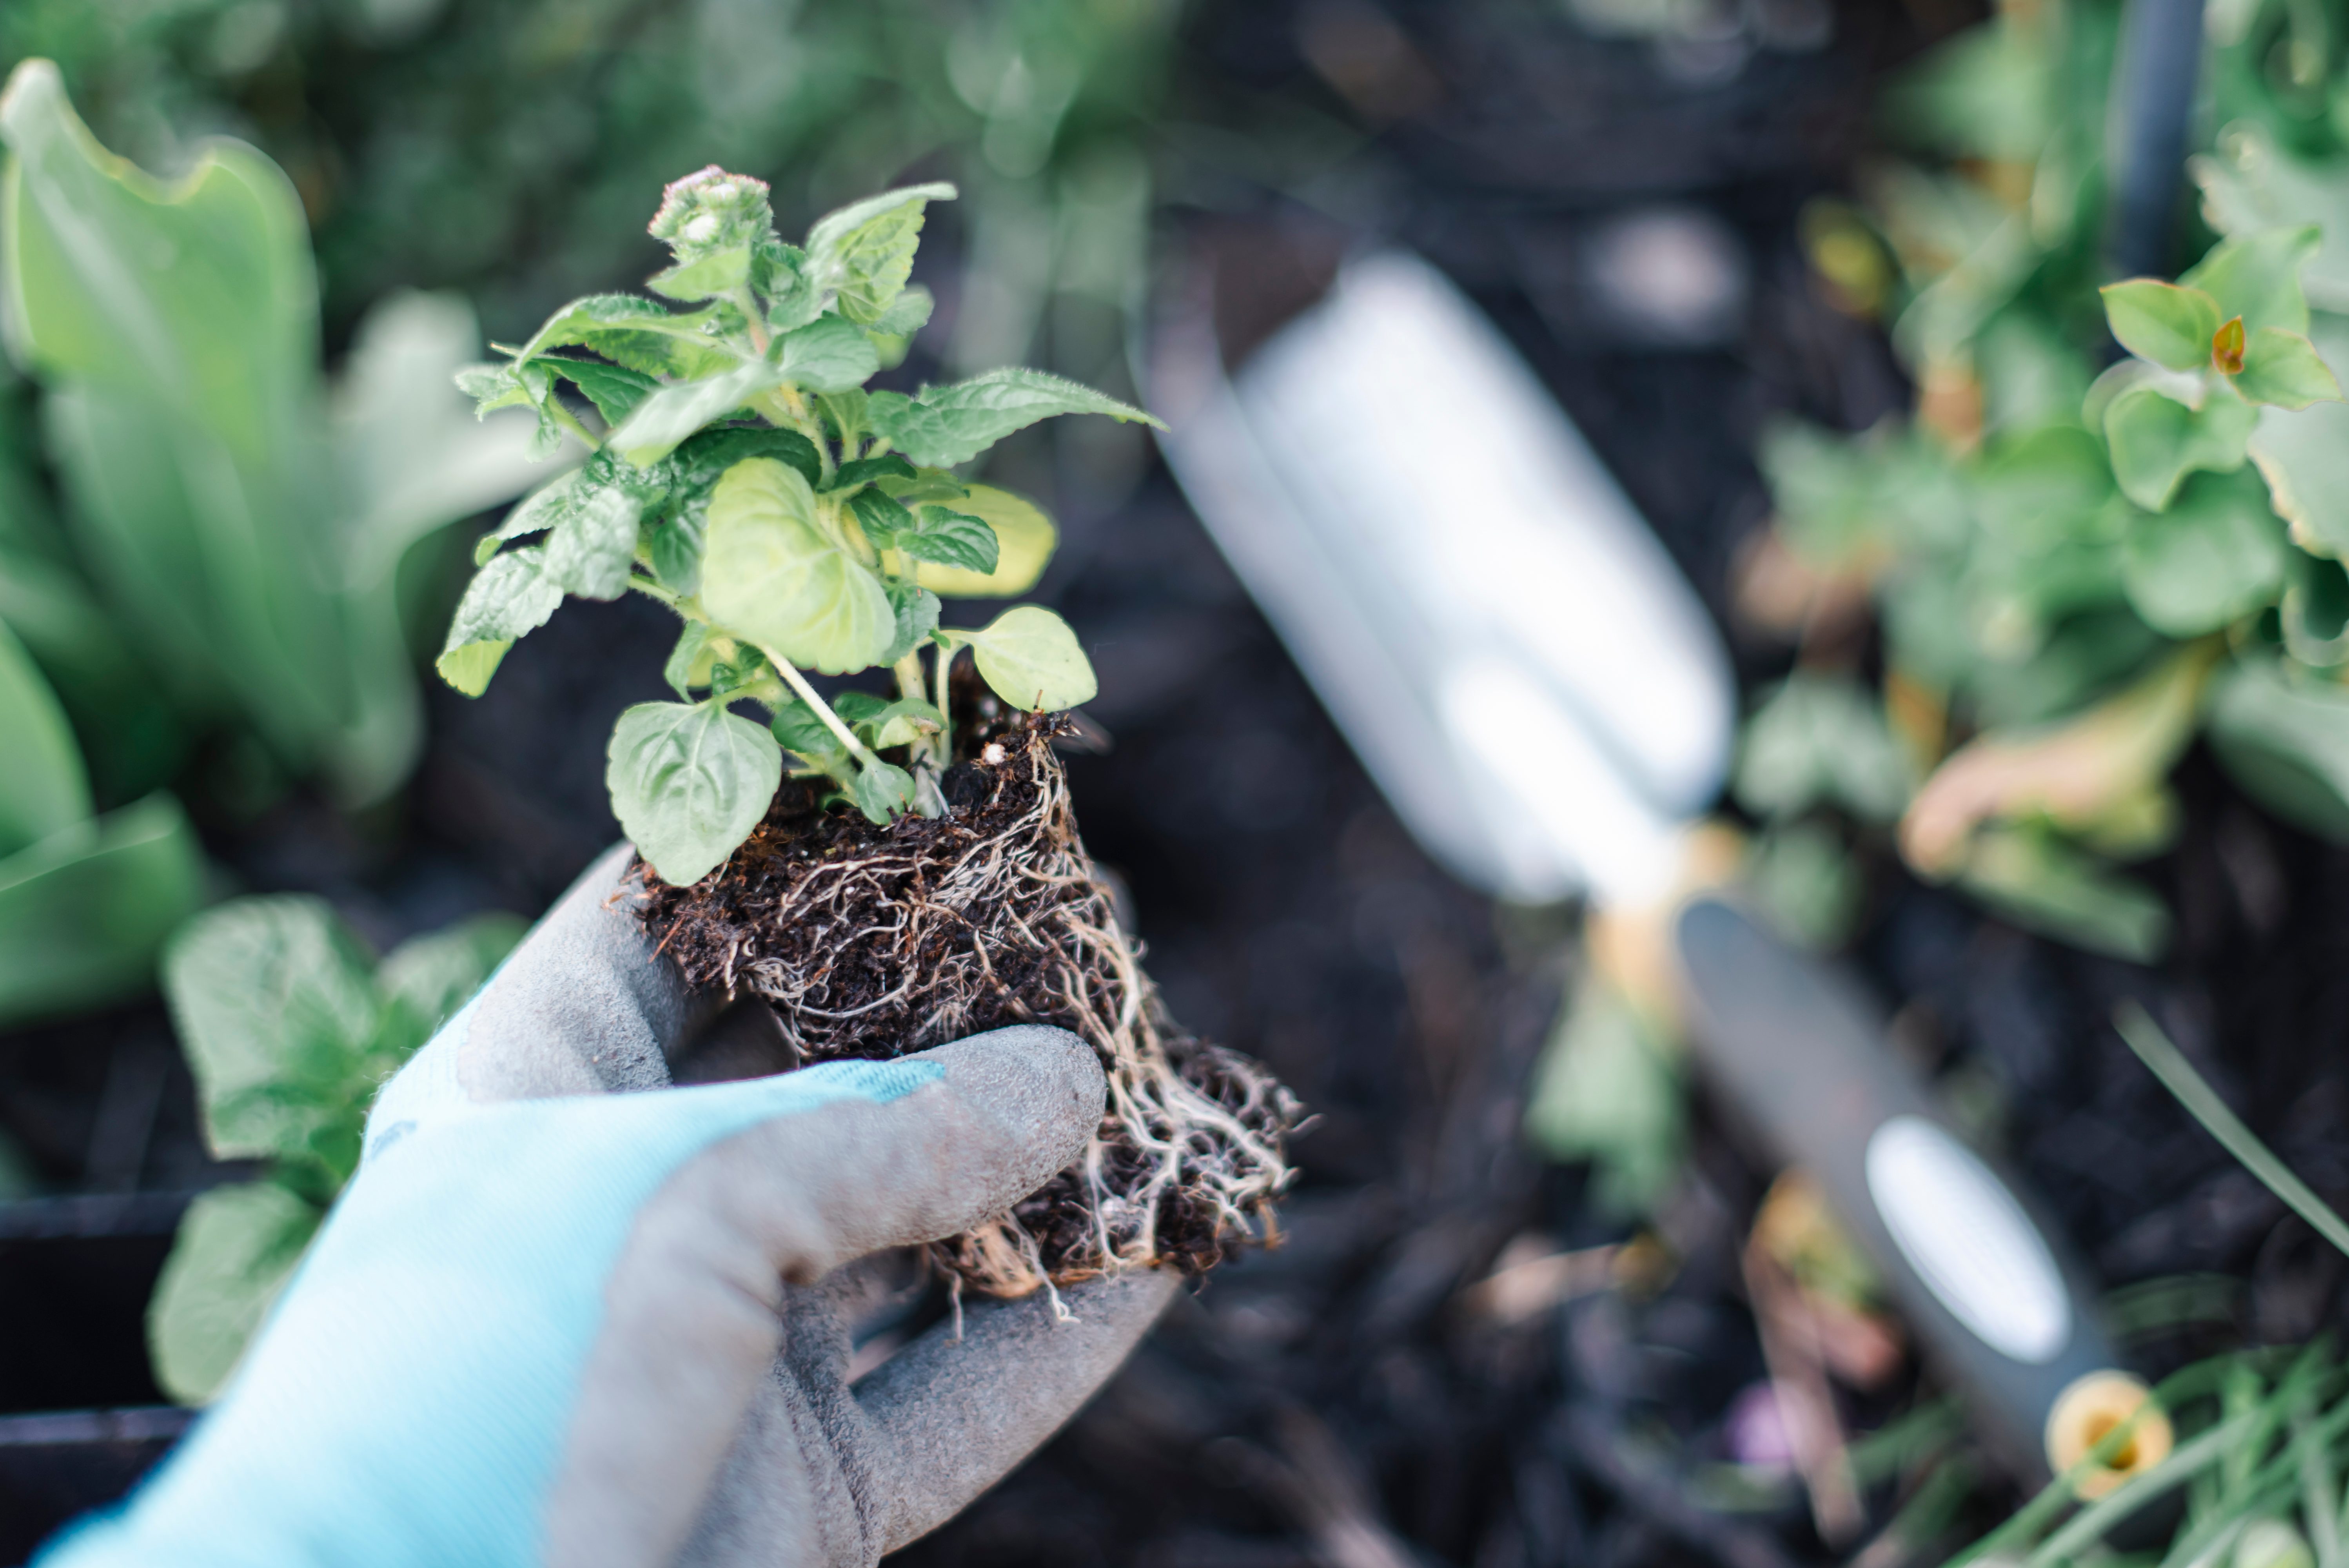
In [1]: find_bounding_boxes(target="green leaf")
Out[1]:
[670,425,821,490]
[649,514,704,597]
[2232,328,2342,410]
[541,481,646,600]
[833,691,945,749]
[911,484,1058,597]
[771,316,879,394]
[804,183,956,325]
[867,368,1167,468]
[1732,673,1914,824]
[827,453,917,493]
[1955,825,2169,963]
[869,285,935,338]
[757,241,822,333]
[0,616,89,857]
[960,605,1096,711]
[454,361,538,417]
[2180,225,2321,336]
[662,622,719,698]
[2207,659,2349,843]
[0,792,204,1029]
[608,360,784,468]
[2119,471,2287,635]
[606,700,784,886]
[1743,821,1862,951]
[148,1180,321,1406]
[377,913,525,1046]
[1523,980,1683,1216]
[882,583,941,665]
[2100,280,2222,372]
[848,487,914,547]
[819,390,870,450]
[542,357,658,425]
[477,469,579,563]
[899,507,999,574]
[700,458,895,675]
[648,243,752,303]
[2102,379,2255,510]
[164,894,390,1173]
[438,546,563,695]
[513,292,733,380]
[2247,316,2349,556]
[769,699,847,766]
[850,759,915,823]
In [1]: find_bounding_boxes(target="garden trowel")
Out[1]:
[1151,241,2161,1489]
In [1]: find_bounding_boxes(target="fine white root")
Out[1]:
[637,725,1302,1297]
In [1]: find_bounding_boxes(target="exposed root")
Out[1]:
[627,717,1303,1297]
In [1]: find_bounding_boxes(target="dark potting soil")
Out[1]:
[629,710,1302,1290]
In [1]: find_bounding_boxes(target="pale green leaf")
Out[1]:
[771,316,879,394]
[2119,471,2286,635]
[2207,659,2349,843]
[608,360,783,468]
[541,481,645,600]
[648,243,751,303]
[1523,982,1682,1215]
[869,285,935,338]
[700,458,894,675]
[1733,673,1914,824]
[899,507,999,574]
[0,792,203,1029]
[512,292,732,380]
[2102,380,2254,510]
[606,700,783,886]
[2100,280,2222,372]
[2232,328,2343,410]
[149,1180,321,1405]
[867,368,1166,468]
[378,913,525,1046]
[438,546,563,694]
[769,699,847,766]
[833,691,945,750]
[2180,225,2321,336]
[962,605,1097,711]
[0,615,89,856]
[804,183,955,325]
[850,759,915,824]
[881,583,941,665]
[1955,825,2169,963]
[544,357,658,425]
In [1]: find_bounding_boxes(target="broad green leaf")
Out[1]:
[513,292,732,380]
[2180,226,2320,336]
[608,360,784,468]
[867,369,1166,468]
[850,759,915,823]
[542,481,645,600]
[606,700,783,886]
[148,1180,321,1406]
[0,792,203,1029]
[757,241,822,333]
[913,484,1058,597]
[543,357,658,425]
[2247,316,2349,555]
[0,615,89,856]
[2283,552,2349,668]
[2232,328,2342,410]
[848,488,914,547]
[882,583,941,664]
[1732,673,1914,825]
[769,699,848,766]
[2119,471,2286,635]
[453,361,540,418]
[2102,380,2254,510]
[378,913,525,1047]
[819,389,870,450]
[477,469,580,562]
[804,183,956,325]
[2207,660,2349,843]
[2100,280,2222,372]
[1973,426,2115,552]
[960,606,1096,711]
[649,513,703,597]
[438,546,563,695]
[1955,825,2169,963]
[833,691,945,749]
[163,894,385,1168]
[771,316,879,394]
[700,458,894,675]
[899,508,999,574]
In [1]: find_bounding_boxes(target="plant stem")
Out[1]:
[895,649,950,780]
[626,573,684,610]
[550,401,603,451]
[933,641,958,762]
[730,287,771,356]
[2114,1002,2349,1261]
[764,650,880,768]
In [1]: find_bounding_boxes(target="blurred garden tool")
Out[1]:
[1151,240,2164,1488]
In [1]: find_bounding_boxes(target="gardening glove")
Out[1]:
[43,845,1180,1568]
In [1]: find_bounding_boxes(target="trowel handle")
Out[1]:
[1671,897,2142,1485]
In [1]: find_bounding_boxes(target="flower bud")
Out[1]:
[647,164,773,259]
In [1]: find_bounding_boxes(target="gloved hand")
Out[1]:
[45,846,1179,1568]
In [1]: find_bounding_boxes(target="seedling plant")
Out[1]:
[440,167,1298,1296]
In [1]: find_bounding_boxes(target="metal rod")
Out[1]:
[2106,0,2209,279]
